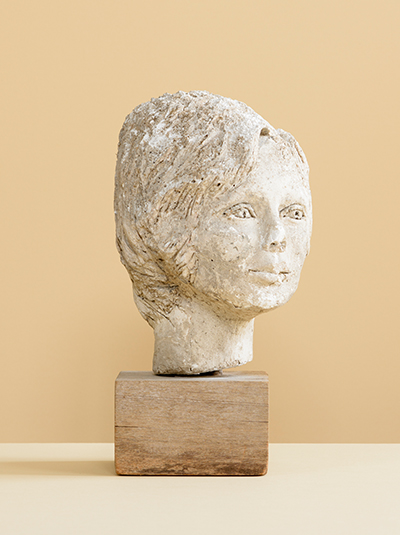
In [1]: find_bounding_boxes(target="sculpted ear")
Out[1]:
[119,221,168,285]
[173,239,198,284]
[153,227,199,286]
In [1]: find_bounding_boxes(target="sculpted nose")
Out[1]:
[264,223,286,253]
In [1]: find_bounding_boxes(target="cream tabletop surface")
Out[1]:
[0,443,399,534]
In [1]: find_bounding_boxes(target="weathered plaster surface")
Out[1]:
[115,91,312,374]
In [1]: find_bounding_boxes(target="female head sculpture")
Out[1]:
[115,91,312,374]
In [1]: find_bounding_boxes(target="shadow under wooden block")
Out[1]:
[115,371,268,476]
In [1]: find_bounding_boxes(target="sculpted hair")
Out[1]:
[114,91,309,325]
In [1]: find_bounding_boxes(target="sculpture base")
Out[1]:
[115,370,268,476]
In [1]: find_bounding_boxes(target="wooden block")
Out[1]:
[115,371,268,476]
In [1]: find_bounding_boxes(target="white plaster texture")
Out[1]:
[114,91,312,374]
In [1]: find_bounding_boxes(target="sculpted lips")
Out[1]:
[248,270,290,285]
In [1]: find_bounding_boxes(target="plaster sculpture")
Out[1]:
[114,91,312,375]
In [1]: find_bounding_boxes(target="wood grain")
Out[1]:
[115,371,268,476]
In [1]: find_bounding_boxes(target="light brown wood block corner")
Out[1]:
[114,370,268,476]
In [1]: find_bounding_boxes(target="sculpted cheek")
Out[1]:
[196,222,255,266]
[217,234,254,264]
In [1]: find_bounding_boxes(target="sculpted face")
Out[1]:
[191,139,312,318]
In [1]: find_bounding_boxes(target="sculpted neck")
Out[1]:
[152,298,254,375]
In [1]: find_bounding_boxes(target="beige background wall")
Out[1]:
[1,0,399,443]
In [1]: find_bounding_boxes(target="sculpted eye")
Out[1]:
[223,203,256,219]
[281,204,306,220]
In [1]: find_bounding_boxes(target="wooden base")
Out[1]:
[115,370,268,476]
